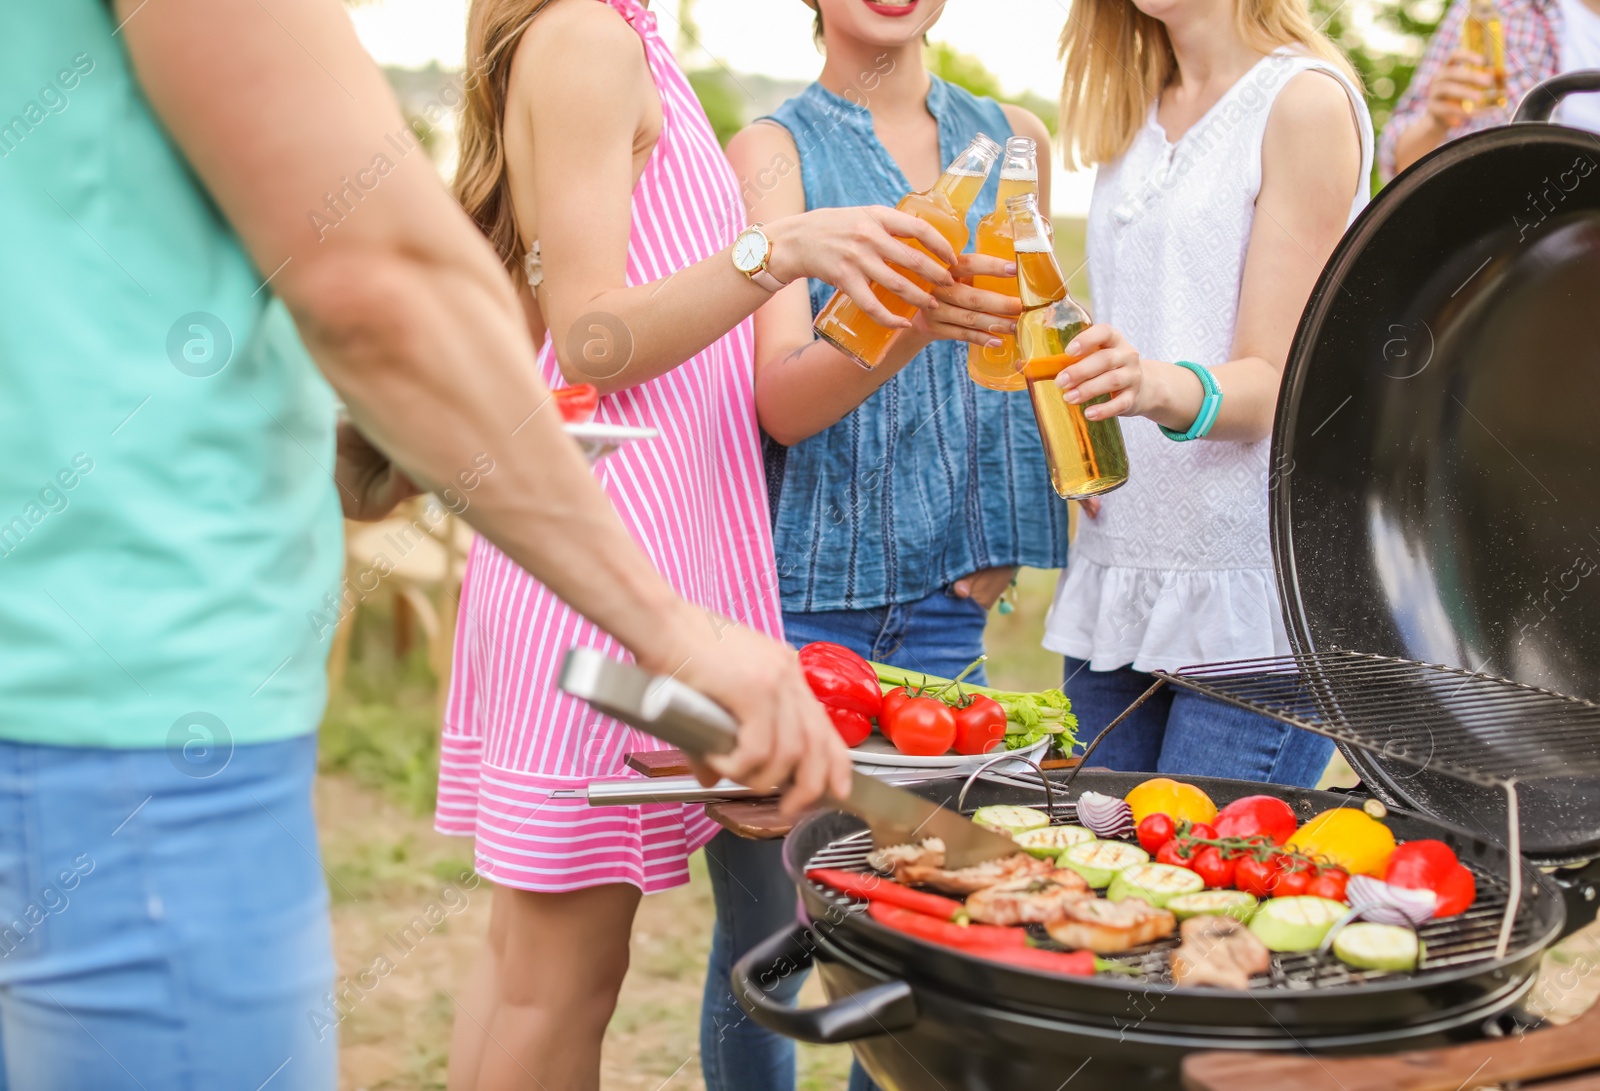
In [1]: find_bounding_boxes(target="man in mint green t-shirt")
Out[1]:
[0,2,850,1086]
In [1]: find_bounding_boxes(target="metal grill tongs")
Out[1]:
[557,649,1019,868]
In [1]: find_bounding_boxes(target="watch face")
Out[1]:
[733,230,767,273]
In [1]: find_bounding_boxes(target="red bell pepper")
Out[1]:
[798,642,884,745]
[975,945,1096,976]
[806,869,967,922]
[1384,840,1477,916]
[867,901,1027,949]
[1212,795,1299,845]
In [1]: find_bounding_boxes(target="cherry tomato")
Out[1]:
[826,707,873,747]
[1213,795,1299,845]
[878,687,912,743]
[1307,867,1350,903]
[552,383,599,423]
[1191,846,1236,889]
[1235,857,1276,898]
[952,694,1007,756]
[1157,839,1196,868]
[886,696,957,757]
[1188,823,1218,842]
[1137,814,1176,854]
[1270,855,1313,897]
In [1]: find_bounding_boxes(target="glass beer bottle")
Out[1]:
[814,132,1002,370]
[1008,193,1129,499]
[1463,0,1508,109]
[966,136,1039,391]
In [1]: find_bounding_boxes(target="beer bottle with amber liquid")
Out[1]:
[814,133,1002,370]
[1463,0,1508,110]
[966,136,1040,391]
[1009,192,1129,499]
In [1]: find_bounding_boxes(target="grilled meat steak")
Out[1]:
[866,838,1051,895]
[965,870,1093,926]
[1169,915,1271,989]
[1044,897,1176,953]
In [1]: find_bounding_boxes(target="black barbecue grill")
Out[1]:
[730,73,1600,1090]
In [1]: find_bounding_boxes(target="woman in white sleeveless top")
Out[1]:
[1042,0,1374,785]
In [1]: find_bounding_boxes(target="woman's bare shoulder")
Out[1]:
[510,0,649,94]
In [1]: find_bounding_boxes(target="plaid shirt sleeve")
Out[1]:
[1378,0,1561,182]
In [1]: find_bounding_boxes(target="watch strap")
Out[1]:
[749,266,784,292]
[1159,360,1223,442]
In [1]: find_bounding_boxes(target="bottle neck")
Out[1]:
[996,173,1038,208]
[1015,244,1066,310]
[932,168,991,215]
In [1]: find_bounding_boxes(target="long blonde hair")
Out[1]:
[454,0,555,281]
[1057,0,1358,169]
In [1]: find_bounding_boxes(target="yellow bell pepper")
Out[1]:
[1124,777,1217,826]
[1286,808,1397,877]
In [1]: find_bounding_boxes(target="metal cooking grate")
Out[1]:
[1149,649,1600,789]
[806,821,1540,991]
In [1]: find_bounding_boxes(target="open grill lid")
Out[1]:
[1254,72,1600,863]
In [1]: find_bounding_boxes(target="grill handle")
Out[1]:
[731,921,917,1045]
[1514,70,1600,123]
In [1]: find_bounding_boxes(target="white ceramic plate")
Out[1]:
[564,422,659,464]
[850,732,1052,771]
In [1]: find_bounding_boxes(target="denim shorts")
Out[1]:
[1063,657,1335,788]
[0,734,335,1090]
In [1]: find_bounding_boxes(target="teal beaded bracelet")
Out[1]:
[1159,360,1222,442]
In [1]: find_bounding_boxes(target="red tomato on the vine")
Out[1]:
[886,696,957,757]
[878,687,912,743]
[1271,854,1313,897]
[1157,839,1196,868]
[1235,857,1276,898]
[1307,867,1350,902]
[1137,814,1175,854]
[1191,846,1235,889]
[952,694,1007,756]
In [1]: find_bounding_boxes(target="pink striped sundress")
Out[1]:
[435,0,782,894]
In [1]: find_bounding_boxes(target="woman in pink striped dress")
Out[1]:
[439,0,999,1085]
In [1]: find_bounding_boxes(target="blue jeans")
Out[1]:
[701,586,991,1091]
[0,735,336,1090]
[1063,657,1335,787]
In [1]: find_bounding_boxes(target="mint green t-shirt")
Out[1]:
[0,3,343,747]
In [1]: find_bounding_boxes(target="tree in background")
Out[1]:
[687,69,747,146]
[924,41,1059,135]
[1311,0,1448,155]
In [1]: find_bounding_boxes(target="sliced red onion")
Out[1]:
[1347,875,1437,926]
[1076,792,1135,839]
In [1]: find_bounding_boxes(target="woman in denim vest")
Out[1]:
[702,2,1071,1088]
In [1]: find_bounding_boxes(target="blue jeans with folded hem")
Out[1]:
[1063,657,1335,787]
[0,734,336,1091]
[700,585,991,1091]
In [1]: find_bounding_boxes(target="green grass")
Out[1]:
[318,602,443,814]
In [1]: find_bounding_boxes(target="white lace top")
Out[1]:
[1043,50,1374,673]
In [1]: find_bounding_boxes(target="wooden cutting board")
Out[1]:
[1182,998,1600,1090]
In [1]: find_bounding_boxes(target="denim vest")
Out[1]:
[762,77,1071,613]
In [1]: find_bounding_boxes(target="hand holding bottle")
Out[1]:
[765,206,958,328]
[906,252,1021,351]
[1425,48,1495,131]
[1055,324,1148,421]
